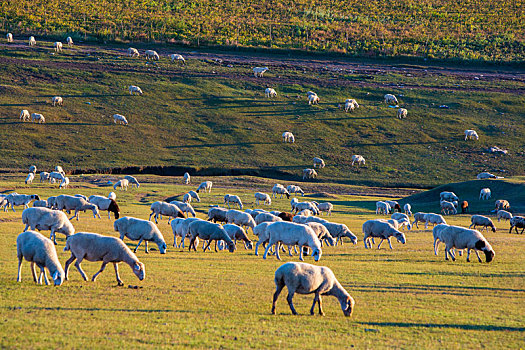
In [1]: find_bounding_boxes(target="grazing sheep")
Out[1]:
[46,196,57,209]
[66,36,73,47]
[376,201,391,215]
[464,130,479,141]
[20,109,30,121]
[255,192,272,206]
[290,198,299,211]
[293,201,319,215]
[411,212,428,229]
[22,207,75,245]
[170,54,185,63]
[145,49,160,60]
[64,232,145,286]
[183,172,190,184]
[54,42,63,52]
[263,222,322,261]
[182,193,192,204]
[188,220,235,252]
[88,195,120,219]
[278,212,294,222]
[479,188,491,200]
[32,200,48,208]
[440,201,457,215]
[391,212,411,227]
[55,166,65,175]
[425,213,447,229]
[307,92,320,105]
[322,222,357,246]
[226,209,256,232]
[509,216,525,234]
[435,225,495,262]
[55,194,99,221]
[4,193,40,212]
[265,88,277,98]
[317,202,333,216]
[39,172,50,182]
[127,47,139,57]
[112,113,128,125]
[344,99,359,112]
[253,67,268,77]
[282,131,295,143]
[302,168,317,180]
[306,222,334,247]
[188,190,200,202]
[113,179,129,190]
[52,96,63,107]
[255,212,283,226]
[363,219,406,249]
[223,224,252,249]
[460,201,469,213]
[169,200,196,217]
[208,207,229,223]
[114,216,167,254]
[224,194,243,209]
[495,199,510,211]
[6,33,13,43]
[313,157,325,169]
[298,209,312,217]
[253,222,273,256]
[272,262,355,316]
[129,85,143,95]
[403,203,412,216]
[31,113,45,123]
[286,185,304,196]
[25,173,35,185]
[397,108,407,119]
[59,177,69,189]
[497,210,512,222]
[272,184,290,199]
[478,172,502,179]
[469,215,496,232]
[384,94,398,105]
[196,181,212,193]
[124,175,140,188]
[384,200,401,213]
[149,201,185,223]
[174,217,203,248]
[16,230,64,286]
[108,192,116,200]
[351,155,365,166]
[440,191,459,202]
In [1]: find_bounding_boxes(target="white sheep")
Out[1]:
[488,146,508,155]
[108,192,116,200]
[293,201,319,215]
[20,109,30,121]
[497,210,512,222]
[375,201,391,215]
[226,209,256,232]
[384,94,398,105]
[469,215,496,232]
[351,155,365,166]
[182,193,192,204]
[88,195,120,219]
[478,172,502,179]
[440,200,457,215]
[183,172,191,184]
[286,185,304,196]
[145,49,160,60]
[253,67,268,77]
[425,213,447,229]
[322,222,357,246]
[440,191,459,202]
[509,216,525,234]
[363,219,406,249]
[403,203,412,216]
[59,177,69,189]
[46,196,57,209]
[28,36,36,46]
[39,172,50,182]
[25,173,34,185]
[169,200,196,217]
[305,222,334,247]
[124,175,140,188]
[290,197,299,211]
[114,216,167,254]
[170,54,185,63]
[55,194,99,221]
[129,85,143,95]
[17,230,64,285]
[344,99,359,112]
[54,41,63,52]
[272,262,355,316]
[52,96,63,107]
[255,212,282,226]
[265,88,277,98]
[464,130,479,141]
[224,194,243,209]
[127,47,139,57]
[263,222,322,261]
[255,192,272,206]
[208,207,229,223]
[495,199,510,210]
[308,92,320,105]
[54,165,65,175]
[149,201,185,223]
[32,199,48,208]
[188,190,201,202]
[223,224,252,249]
[411,212,428,228]
[66,36,73,47]
[31,113,45,123]
[397,108,407,119]
[6,32,13,43]
[282,131,295,143]
[302,168,317,180]
[4,193,40,212]
[113,114,128,125]
[253,222,273,256]
[313,157,325,169]
[434,225,495,262]
[28,165,36,173]
[479,188,491,200]
[317,202,333,216]
[22,207,75,245]
[64,232,145,285]
[188,220,235,252]
[272,184,290,199]
[113,179,129,190]
[196,181,212,193]
[173,217,203,247]
[297,209,312,217]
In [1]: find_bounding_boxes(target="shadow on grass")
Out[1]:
[167,141,276,149]
[399,271,525,278]
[358,322,524,332]
[348,283,525,294]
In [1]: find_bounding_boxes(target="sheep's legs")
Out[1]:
[23,224,29,232]
[64,255,76,280]
[433,239,439,256]
[17,257,23,282]
[113,263,124,286]
[134,239,145,253]
[50,229,57,245]
[74,258,89,281]
[30,262,39,283]
[377,239,384,249]
[39,266,49,285]
[310,293,324,316]
[271,283,285,314]
[92,262,107,282]
[288,246,294,257]
[286,292,298,315]
[387,238,393,250]
[473,250,482,263]
[203,240,212,252]
[299,245,304,261]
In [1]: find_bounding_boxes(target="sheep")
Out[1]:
[302,168,317,180]
[255,212,283,226]
[6,32,13,43]
[183,172,191,184]
[55,165,65,175]
[440,191,459,202]
[464,130,479,141]
[479,188,491,200]
[469,215,496,232]
[497,210,512,222]
[129,85,143,95]
[425,213,447,229]
[108,192,116,200]
[4,193,40,212]
[509,216,525,234]
[440,200,457,215]
[313,157,325,169]
[145,49,160,60]
[174,217,203,247]
[113,179,129,190]
[54,41,63,52]
[293,201,319,215]
[88,195,120,219]
[308,92,320,105]
[113,114,128,125]
[127,47,139,57]
[376,201,391,215]
[282,131,295,143]
[263,222,322,261]
[28,36,36,46]
[384,200,401,213]
[188,220,235,252]
[170,218,186,247]
[460,200,469,213]
[255,192,272,206]
[188,190,201,202]
[181,193,192,204]
[25,173,35,185]
[66,36,73,47]
[411,212,428,229]
[169,200,196,217]
[224,194,243,209]
[114,216,167,254]
[317,202,333,216]
[124,175,140,188]
[74,194,87,200]
[31,113,45,123]
[478,172,502,179]
[52,96,63,107]
[278,212,294,222]
[170,54,185,63]
[59,177,69,189]
[55,195,99,221]
[305,222,334,247]
[384,94,398,105]
[196,181,212,193]
[391,212,411,227]
[253,67,268,77]
[351,155,365,166]
[272,184,290,199]
[384,218,411,231]
[363,219,406,249]
[403,203,412,216]
[33,200,48,208]
[292,215,309,224]
[46,196,57,209]
[322,222,357,246]
[149,201,185,224]
[397,108,407,119]
[39,172,50,182]
[17,230,64,286]
[495,199,510,211]
[272,262,355,316]
[253,222,273,256]
[64,232,145,286]
[286,185,304,196]
[290,197,299,211]
[20,109,30,121]
[344,99,359,112]
[21,207,75,245]
[435,225,495,262]
[226,209,256,232]
[223,224,252,249]
[265,88,277,98]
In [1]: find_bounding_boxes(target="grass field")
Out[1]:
[1,175,524,348]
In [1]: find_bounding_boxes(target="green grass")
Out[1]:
[0,175,524,348]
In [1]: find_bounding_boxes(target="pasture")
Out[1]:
[1,174,524,348]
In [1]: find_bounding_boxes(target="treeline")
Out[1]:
[1,0,524,61]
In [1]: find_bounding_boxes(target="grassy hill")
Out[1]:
[0,41,524,187]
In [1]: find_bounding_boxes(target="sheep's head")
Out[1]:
[285,193,290,199]
[133,262,146,280]
[227,241,236,253]
[475,240,495,262]
[311,248,322,261]
[343,227,358,244]
[52,270,64,286]
[340,296,355,317]
[490,224,496,233]
[246,240,253,250]
[395,230,406,244]
[157,242,167,254]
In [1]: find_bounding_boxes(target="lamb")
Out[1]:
[460,200,469,213]
[313,157,325,169]
[479,188,491,200]
[149,201,185,224]
[293,201,319,215]
[317,202,333,216]
[21,207,75,245]
[31,113,45,123]
[124,175,140,188]
[25,173,35,185]
[188,190,200,202]
[196,181,212,193]
[224,194,243,209]
[425,213,447,229]
[478,172,502,179]
[286,185,304,196]
[322,222,357,246]
[440,200,457,215]
[52,96,63,107]
[363,219,406,249]
[497,210,512,222]
[344,99,359,112]
[17,230,64,286]
[265,88,277,98]
[376,201,391,215]
[59,177,69,189]
[88,195,120,219]
[253,67,268,77]
[495,199,510,211]
[64,232,145,286]
[351,155,365,166]
[282,131,295,143]
[169,200,196,217]
[183,172,191,184]
[469,215,496,232]
[113,114,128,125]
[226,209,256,232]
[434,225,495,262]
[127,47,139,57]
[255,212,283,226]
[384,94,398,105]
[6,32,13,43]
[272,184,290,199]
[302,168,317,180]
[54,41,63,52]
[66,36,73,47]
[188,220,235,252]
[20,109,30,121]
[263,222,322,261]
[55,194,99,221]
[255,192,272,206]
[145,49,160,60]
[464,130,479,141]
[114,216,167,254]
[129,85,143,95]
[397,108,407,119]
[403,203,412,216]
[4,193,40,212]
[170,54,185,63]
[208,207,229,223]
[278,212,294,222]
[32,200,48,208]
[39,172,50,182]
[440,191,459,202]
[509,216,525,234]
[307,92,320,105]
[412,212,428,229]
[223,224,252,249]
[272,262,355,316]
[113,179,129,190]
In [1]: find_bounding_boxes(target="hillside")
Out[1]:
[0,41,524,187]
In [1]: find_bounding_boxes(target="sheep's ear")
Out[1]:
[475,240,486,250]
[134,262,141,271]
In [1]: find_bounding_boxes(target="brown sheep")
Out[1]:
[460,201,469,214]
[278,212,294,222]
[495,199,510,211]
